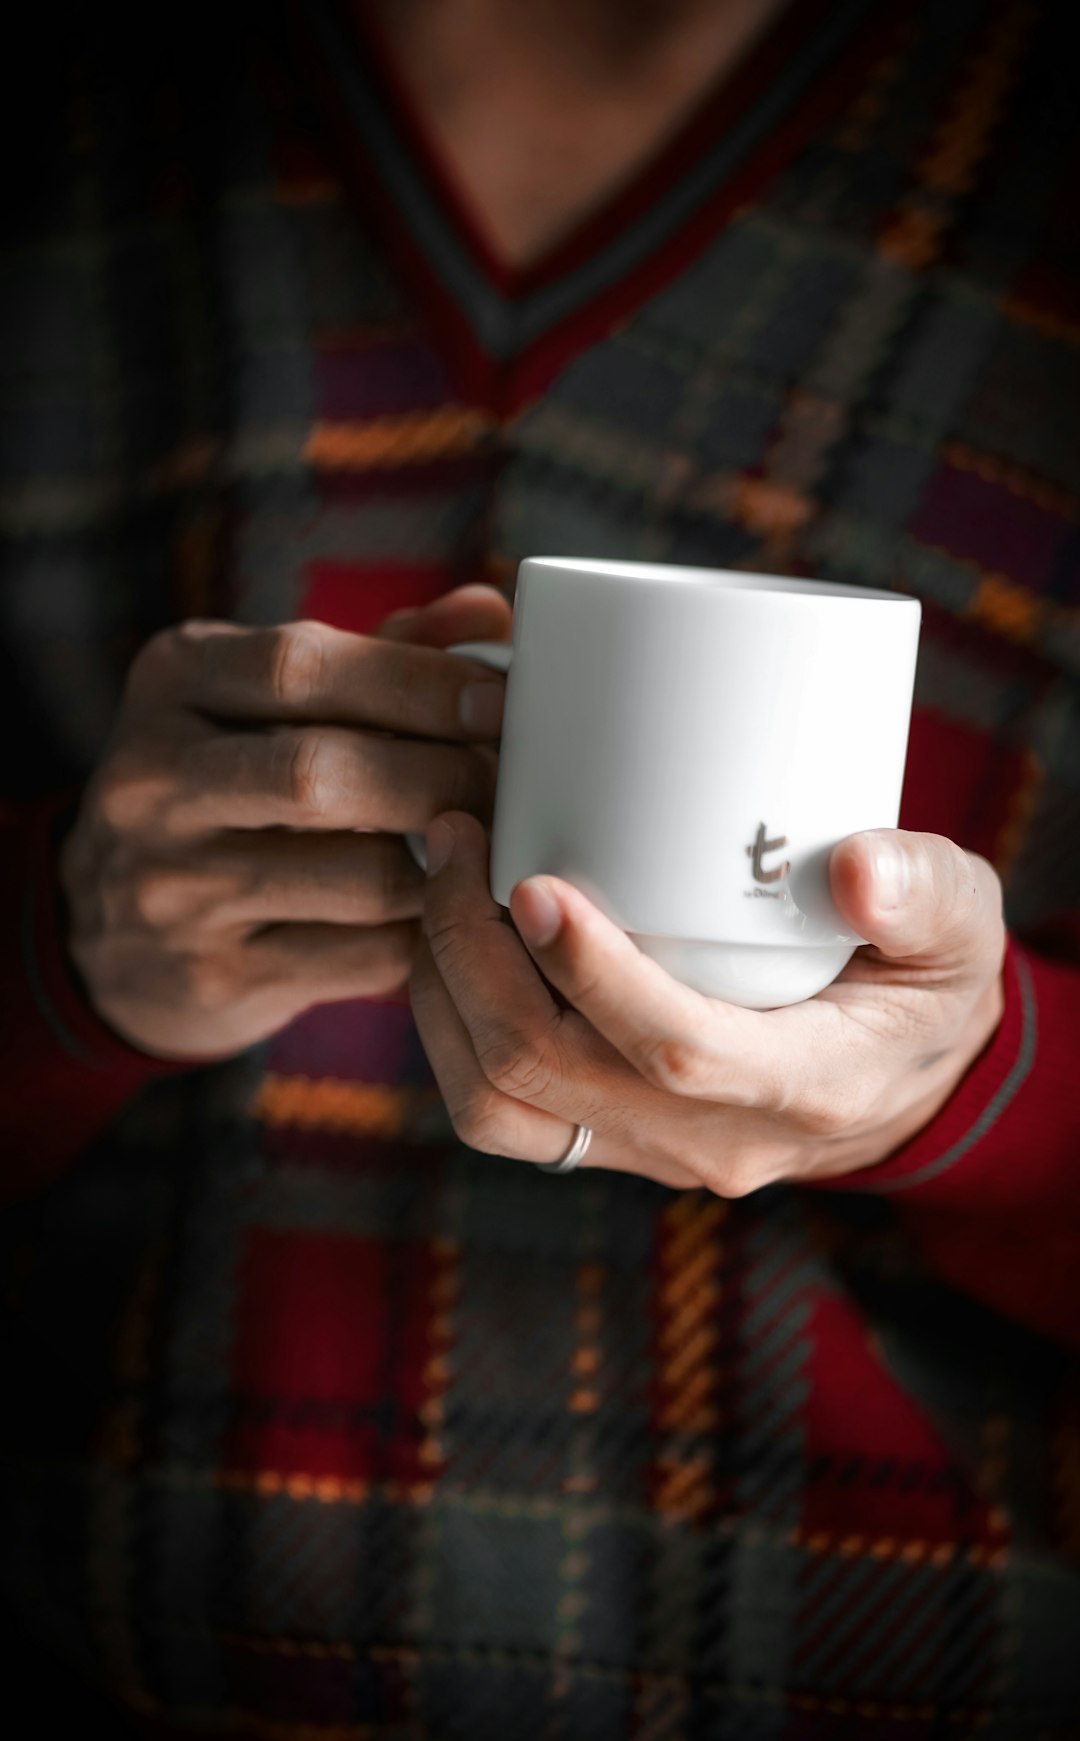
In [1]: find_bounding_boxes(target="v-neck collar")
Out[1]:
[291,0,897,413]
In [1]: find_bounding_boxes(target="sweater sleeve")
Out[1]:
[0,796,196,1203]
[814,934,1080,1349]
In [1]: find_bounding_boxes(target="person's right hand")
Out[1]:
[58,585,513,1060]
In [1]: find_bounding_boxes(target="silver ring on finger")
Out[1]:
[535,1123,593,1176]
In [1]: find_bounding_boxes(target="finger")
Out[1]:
[142,617,507,742]
[157,726,497,836]
[507,864,823,1114]
[138,832,427,931]
[409,934,588,1166]
[376,583,513,648]
[415,862,685,1182]
[829,830,1005,970]
[421,810,668,1122]
[249,918,421,1003]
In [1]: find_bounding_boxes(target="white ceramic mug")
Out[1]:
[407,558,921,1008]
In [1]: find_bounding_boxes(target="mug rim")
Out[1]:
[523,557,915,605]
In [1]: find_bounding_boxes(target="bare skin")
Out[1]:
[62,0,1008,1190]
[60,588,513,1060]
[62,0,794,1066]
[365,0,793,265]
[358,0,1004,1187]
[412,811,1006,1184]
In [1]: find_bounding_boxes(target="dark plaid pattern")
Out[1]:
[2,2,1079,1735]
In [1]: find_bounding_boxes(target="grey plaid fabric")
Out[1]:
[1,2,1079,1736]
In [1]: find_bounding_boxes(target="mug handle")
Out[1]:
[405,639,513,870]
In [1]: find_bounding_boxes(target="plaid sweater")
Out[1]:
[2,1,1079,1733]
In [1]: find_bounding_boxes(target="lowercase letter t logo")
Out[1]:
[747,822,790,884]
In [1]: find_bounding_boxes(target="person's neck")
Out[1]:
[364,0,793,268]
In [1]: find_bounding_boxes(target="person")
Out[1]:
[2,0,1078,1733]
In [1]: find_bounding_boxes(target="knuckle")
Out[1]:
[695,1143,761,1199]
[286,730,346,821]
[268,620,327,710]
[717,1161,757,1199]
[128,869,192,929]
[173,617,222,653]
[128,621,229,707]
[641,1036,714,1098]
[96,758,167,833]
[475,1027,560,1101]
[96,767,137,831]
[184,953,236,1015]
[792,1097,846,1138]
[735,1142,793,1196]
[790,1078,866,1138]
[449,1090,508,1155]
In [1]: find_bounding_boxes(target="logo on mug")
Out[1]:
[746,822,790,885]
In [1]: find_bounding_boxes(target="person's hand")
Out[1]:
[59,586,512,1060]
[409,814,1007,1189]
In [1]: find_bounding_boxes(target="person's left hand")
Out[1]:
[408,811,1007,1191]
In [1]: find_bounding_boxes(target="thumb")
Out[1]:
[375,583,513,649]
[830,829,1004,965]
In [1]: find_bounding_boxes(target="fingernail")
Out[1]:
[871,837,910,911]
[459,681,505,735]
[425,818,454,876]
[514,877,562,947]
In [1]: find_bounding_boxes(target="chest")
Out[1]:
[4,10,1079,935]
[359,0,794,268]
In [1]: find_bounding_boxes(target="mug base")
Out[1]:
[630,934,857,1009]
